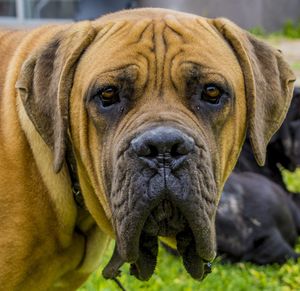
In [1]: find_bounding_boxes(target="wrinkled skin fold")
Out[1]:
[103,126,218,280]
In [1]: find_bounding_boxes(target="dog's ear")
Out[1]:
[210,18,296,166]
[16,22,96,172]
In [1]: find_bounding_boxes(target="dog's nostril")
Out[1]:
[170,143,182,158]
[144,145,159,158]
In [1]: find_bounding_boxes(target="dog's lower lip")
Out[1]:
[105,229,208,281]
[109,203,212,281]
[176,227,206,280]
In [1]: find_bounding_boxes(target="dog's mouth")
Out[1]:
[143,199,187,237]
[103,198,214,281]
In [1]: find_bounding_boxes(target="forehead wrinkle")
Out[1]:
[104,21,137,41]
[164,15,187,37]
[195,18,224,40]
[93,19,149,47]
[153,20,169,99]
[135,51,150,94]
[84,26,153,72]
[163,31,184,94]
[93,21,127,43]
[164,15,224,45]
[128,20,154,46]
[93,22,114,42]
[169,51,184,93]
[91,20,155,62]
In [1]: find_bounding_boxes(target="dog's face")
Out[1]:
[70,14,247,279]
[17,9,295,281]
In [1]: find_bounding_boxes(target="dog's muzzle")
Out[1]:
[130,127,195,238]
[103,126,216,281]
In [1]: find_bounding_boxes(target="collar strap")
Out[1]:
[66,138,85,209]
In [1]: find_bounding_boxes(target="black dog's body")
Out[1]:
[216,88,300,264]
[217,172,300,264]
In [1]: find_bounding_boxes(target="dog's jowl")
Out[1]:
[0,8,295,290]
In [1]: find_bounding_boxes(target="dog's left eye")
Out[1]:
[96,86,120,107]
[201,85,222,104]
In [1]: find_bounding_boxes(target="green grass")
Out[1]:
[79,170,300,291]
[79,244,300,291]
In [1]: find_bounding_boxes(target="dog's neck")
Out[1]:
[66,137,85,209]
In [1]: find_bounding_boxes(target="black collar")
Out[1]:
[66,139,85,209]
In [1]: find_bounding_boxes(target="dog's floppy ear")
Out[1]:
[210,18,296,166]
[16,22,96,172]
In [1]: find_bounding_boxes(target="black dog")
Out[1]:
[235,87,300,191]
[216,88,300,264]
[216,172,300,264]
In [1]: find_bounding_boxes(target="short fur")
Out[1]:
[0,8,295,289]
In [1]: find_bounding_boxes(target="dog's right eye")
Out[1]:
[95,86,120,107]
[201,84,222,104]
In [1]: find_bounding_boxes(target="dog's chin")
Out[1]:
[103,198,215,281]
[143,200,187,237]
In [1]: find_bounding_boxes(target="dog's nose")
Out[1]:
[131,126,195,166]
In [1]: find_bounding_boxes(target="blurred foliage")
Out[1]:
[250,20,300,39]
[291,61,300,71]
[249,26,266,37]
[282,20,300,39]
[282,168,300,193]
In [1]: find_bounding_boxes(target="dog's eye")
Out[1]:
[97,86,120,107]
[201,85,222,104]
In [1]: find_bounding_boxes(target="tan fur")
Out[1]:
[0,8,295,289]
[0,24,108,291]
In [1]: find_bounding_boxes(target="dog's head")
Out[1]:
[16,9,295,280]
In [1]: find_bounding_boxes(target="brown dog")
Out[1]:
[0,8,295,290]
